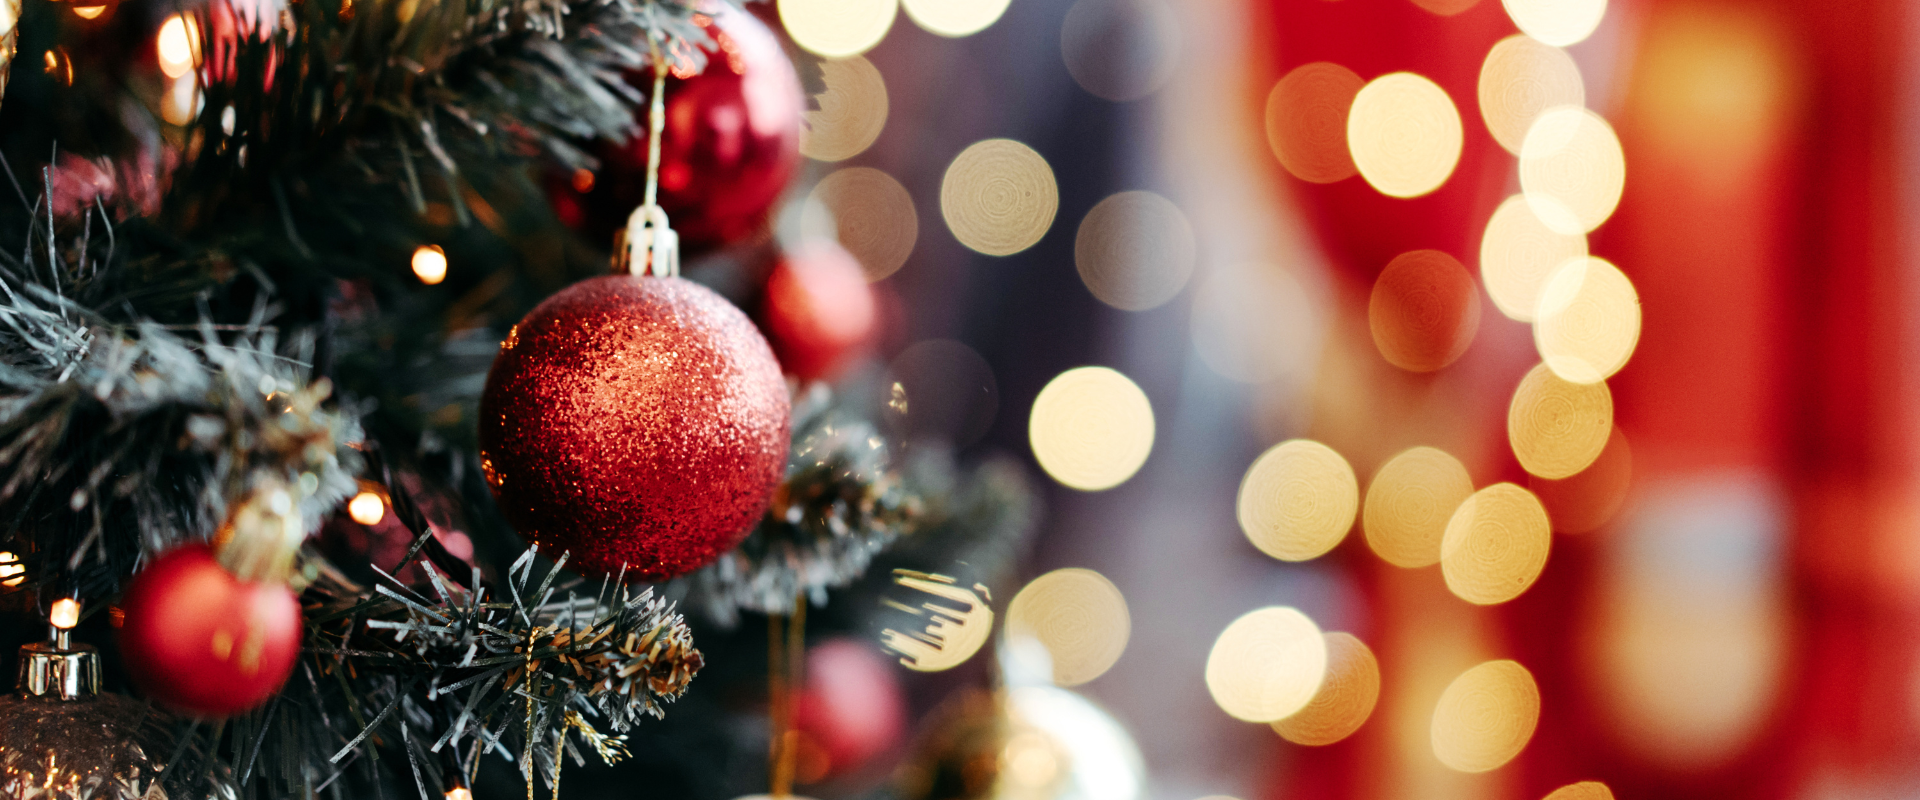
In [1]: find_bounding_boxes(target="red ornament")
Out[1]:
[118,544,303,716]
[794,638,905,780]
[478,275,791,581]
[764,241,878,382]
[565,6,803,250]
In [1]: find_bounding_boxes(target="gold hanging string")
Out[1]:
[613,37,680,277]
[643,38,668,211]
[767,594,806,798]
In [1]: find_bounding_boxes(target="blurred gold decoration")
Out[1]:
[1005,568,1131,687]
[1500,0,1606,47]
[941,139,1059,257]
[1266,62,1364,184]
[881,571,995,672]
[894,685,1143,800]
[1074,191,1196,311]
[1478,35,1585,155]
[1059,0,1180,102]
[1520,107,1625,235]
[1236,440,1358,562]
[801,56,889,162]
[1441,483,1551,605]
[1368,250,1482,373]
[0,0,18,108]
[1508,363,1612,479]
[902,0,1010,37]
[1271,632,1381,746]
[1430,659,1540,773]
[778,0,897,58]
[1543,781,1614,800]
[156,14,199,78]
[1347,73,1463,199]
[1364,446,1474,568]
[1028,367,1155,491]
[1529,425,1631,533]
[804,167,918,281]
[0,551,21,587]
[1205,607,1327,722]
[1480,195,1588,322]
[1534,256,1641,384]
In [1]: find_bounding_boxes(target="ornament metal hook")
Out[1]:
[612,204,680,278]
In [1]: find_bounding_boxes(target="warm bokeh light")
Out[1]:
[1075,190,1196,311]
[901,0,1010,37]
[1478,35,1585,155]
[1364,446,1474,568]
[1530,425,1631,533]
[778,0,897,58]
[1347,72,1463,199]
[412,244,448,285]
[941,139,1058,257]
[803,167,918,281]
[1237,440,1358,562]
[1508,362,1613,479]
[162,73,201,127]
[1271,632,1381,746]
[348,490,385,526]
[1029,367,1155,491]
[1266,62,1364,184]
[570,168,594,194]
[49,598,80,630]
[1480,195,1588,322]
[1520,106,1625,235]
[1501,0,1607,47]
[1368,249,1482,373]
[880,571,994,672]
[445,789,473,800]
[1060,0,1180,102]
[1005,568,1131,687]
[1534,256,1641,384]
[1544,781,1615,800]
[158,14,198,79]
[1431,660,1540,773]
[800,55,888,163]
[1441,483,1552,605]
[72,6,106,19]
[1206,607,1327,722]
[0,552,20,587]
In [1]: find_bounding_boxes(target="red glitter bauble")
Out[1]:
[478,275,791,581]
[561,6,803,250]
[764,241,878,382]
[118,544,303,716]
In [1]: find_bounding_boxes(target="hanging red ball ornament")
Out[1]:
[764,241,878,382]
[118,544,303,716]
[794,638,906,780]
[478,275,791,581]
[563,6,803,250]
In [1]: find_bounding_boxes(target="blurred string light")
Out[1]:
[1508,362,1612,479]
[0,551,23,587]
[1477,35,1585,155]
[1266,62,1364,184]
[1348,73,1463,199]
[1028,366,1155,491]
[1060,0,1180,102]
[1236,440,1358,562]
[1501,0,1606,47]
[1529,426,1631,533]
[1205,607,1327,722]
[800,56,888,163]
[1520,107,1625,234]
[1440,483,1551,605]
[1190,263,1323,385]
[1431,660,1540,773]
[1544,782,1615,800]
[1480,195,1588,322]
[803,167,917,281]
[1270,632,1380,746]
[778,0,897,58]
[1005,568,1131,687]
[1534,256,1641,384]
[72,5,105,18]
[347,490,385,526]
[901,0,1010,37]
[1368,249,1482,373]
[157,14,199,78]
[1363,446,1474,568]
[1075,190,1196,311]
[879,570,994,672]
[941,139,1058,256]
[412,244,448,284]
[161,73,202,126]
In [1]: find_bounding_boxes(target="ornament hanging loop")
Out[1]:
[611,34,680,278]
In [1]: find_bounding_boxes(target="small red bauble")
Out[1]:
[478,275,791,581]
[118,544,303,716]
[567,6,803,250]
[764,241,878,382]
[795,638,906,779]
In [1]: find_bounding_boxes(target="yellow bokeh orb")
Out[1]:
[1029,367,1155,491]
[1237,440,1358,562]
